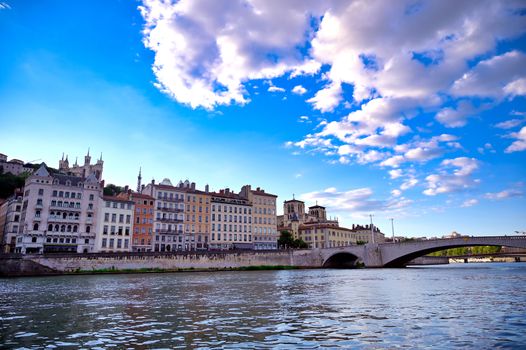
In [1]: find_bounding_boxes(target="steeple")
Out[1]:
[137,167,142,192]
[84,147,91,165]
[74,157,78,166]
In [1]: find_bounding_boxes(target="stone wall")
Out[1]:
[0,250,320,277]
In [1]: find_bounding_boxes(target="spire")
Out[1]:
[87,147,90,157]
[99,152,103,161]
[74,157,78,166]
[293,193,295,200]
[61,152,64,161]
[137,167,142,192]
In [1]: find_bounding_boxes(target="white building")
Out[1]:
[0,153,33,176]
[94,196,134,252]
[15,163,101,254]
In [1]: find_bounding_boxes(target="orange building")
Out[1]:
[118,191,154,252]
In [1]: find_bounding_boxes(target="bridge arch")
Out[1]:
[381,236,526,268]
[323,252,360,268]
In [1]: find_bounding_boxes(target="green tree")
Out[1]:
[103,184,124,196]
[278,231,308,249]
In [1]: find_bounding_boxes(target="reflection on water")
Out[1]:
[1,263,525,348]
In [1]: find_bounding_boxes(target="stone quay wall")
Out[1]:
[0,250,320,277]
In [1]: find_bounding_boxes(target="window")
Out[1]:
[111,214,116,223]
[103,225,108,234]
[106,201,110,208]
[89,194,94,201]
[119,214,124,223]
[104,213,109,222]
[36,199,43,206]
[126,215,131,224]
[88,203,93,210]
[86,226,91,233]
[33,223,39,231]
[102,238,107,248]
[109,239,114,248]
[52,190,57,197]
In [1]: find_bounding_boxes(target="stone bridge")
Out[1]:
[319,235,526,268]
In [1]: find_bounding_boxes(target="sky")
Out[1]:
[0,0,525,237]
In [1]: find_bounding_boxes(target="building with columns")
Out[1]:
[15,163,102,254]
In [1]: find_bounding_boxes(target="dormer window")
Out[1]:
[65,180,71,186]
[53,179,59,185]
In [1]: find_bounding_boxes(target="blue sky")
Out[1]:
[0,0,525,237]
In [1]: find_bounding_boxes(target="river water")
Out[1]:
[1,263,525,349]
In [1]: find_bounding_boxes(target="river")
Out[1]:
[1,263,525,349]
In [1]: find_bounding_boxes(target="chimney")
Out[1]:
[124,185,129,192]
[191,182,196,190]
[205,184,209,193]
[151,179,155,184]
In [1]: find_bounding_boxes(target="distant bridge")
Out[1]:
[319,235,526,268]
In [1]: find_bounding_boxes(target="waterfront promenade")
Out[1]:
[2,235,525,276]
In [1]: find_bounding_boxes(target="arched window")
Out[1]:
[33,223,39,231]
[67,225,72,232]
[75,213,79,220]
[48,224,53,231]
[63,212,67,219]
[86,225,91,233]
[60,225,66,232]
[54,224,59,232]
[73,225,78,233]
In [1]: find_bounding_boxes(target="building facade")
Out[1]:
[210,188,253,250]
[123,192,154,252]
[94,196,134,252]
[277,198,385,248]
[241,185,278,250]
[0,190,23,253]
[0,153,33,176]
[180,180,210,250]
[15,164,101,254]
[142,179,186,252]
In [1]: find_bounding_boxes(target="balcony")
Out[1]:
[50,204,81,212]
[157,197,184,203]
[156,206,184,213]
[158,217,183,224]
[47,216,80,223]
[156,229,184,235]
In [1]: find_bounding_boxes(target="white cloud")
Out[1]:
[484,188,523,200]
[435,100,476,128]
[300,186,411,214]
[306,82,342,112]
[268,86,285,93]
[391,189,402,197]
[400,177,418,191]
[298,115,311,123]
[451,51,526,99]
[461,199,478,207]
[389,169,403,179]
[292,85,307,95]
[423,157,480,196]
[495,118,525,129]
[505,126,526,153]
[0,2,10,10]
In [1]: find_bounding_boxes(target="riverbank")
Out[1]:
[0,250,319,277]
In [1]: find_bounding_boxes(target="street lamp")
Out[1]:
[390,218,395,243]
[369,214,375,244]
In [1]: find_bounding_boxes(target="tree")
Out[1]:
[103,184,124,196]
[278,231,308,249]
